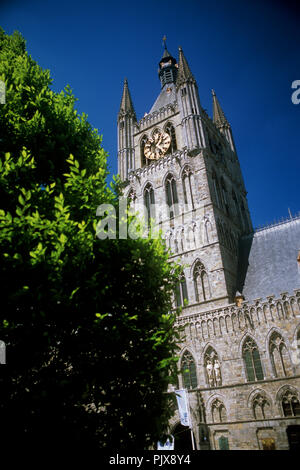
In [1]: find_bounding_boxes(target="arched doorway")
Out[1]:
[287,425,300,450]
[172,423,194,450]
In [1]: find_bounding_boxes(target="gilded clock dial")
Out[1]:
[144,131,171,160]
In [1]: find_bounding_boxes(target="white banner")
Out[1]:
[157,435,174,450]
[175,389,191,427]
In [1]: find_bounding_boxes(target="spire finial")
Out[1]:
[176,46,194,87]
[119,78,136,121]
[162,35,167,49]
[212,89,229,127]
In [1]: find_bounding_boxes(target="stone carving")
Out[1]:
[206,359,214,385]
[205,348,222,387]
[214,359,221,385]
[175,290,300,341]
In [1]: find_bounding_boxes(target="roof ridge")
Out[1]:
[242,212,300,238]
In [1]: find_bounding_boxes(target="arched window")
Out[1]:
[269,332,292,377]
[175,274,189,307]
[204,218,212,244]
[204,347,222,387]
[177,227,185,252]
[212,399,227,423]
[140,135,148,167]
[193,262,211,302]
[281,390,300,417]
[253,393,272,419]
[242,337,264,382]
[182,166,194,210]
[143,183,155,226]
[181,351,197,389]
[165,122,177,154]
[186,224,196,251]
[165,174,178,219]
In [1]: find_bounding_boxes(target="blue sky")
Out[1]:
[1,0,299,228]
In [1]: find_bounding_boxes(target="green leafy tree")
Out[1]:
[0,28,181,451]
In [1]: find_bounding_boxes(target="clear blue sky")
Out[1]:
[1,0,299,228]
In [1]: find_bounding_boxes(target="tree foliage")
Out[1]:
[0,28,180,451]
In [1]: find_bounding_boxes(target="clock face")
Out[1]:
[144,130,171,160]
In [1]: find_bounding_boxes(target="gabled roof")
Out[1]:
[149,84,177,114]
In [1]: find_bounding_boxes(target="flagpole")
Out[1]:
[186,389,195,450]
[190,427,195,450]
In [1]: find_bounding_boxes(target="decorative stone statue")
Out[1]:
[214,359,221,384]
[206,359,214,385]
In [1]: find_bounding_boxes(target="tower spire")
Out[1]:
[212,89,236,152]
[118,79,136,180]
[212,89,228,126]
[119,78,136,120]
[176,47,194,87]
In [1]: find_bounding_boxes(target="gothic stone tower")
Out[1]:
[118,44,252,308]
[117,44,300,450]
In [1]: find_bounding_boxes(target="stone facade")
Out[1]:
[117,45,300,450]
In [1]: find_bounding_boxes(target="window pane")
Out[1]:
[166,180,172,207]
[182,353,197,389]
[183,370,190,389]
[220,406,227,422]
[253,349,264,380]
[189,360,197,389]
[175,284,181,307]
[171,178,178,204]
[219,436,229,450]
[292,400,300,416]
[181,278,188,304]
[201,272,209,301]
[194,277,200,302]
[244,350,255,381]
[282,401,293,417]
[145,191,150,223]
[150,187,155,205]
[182,176,188,205]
